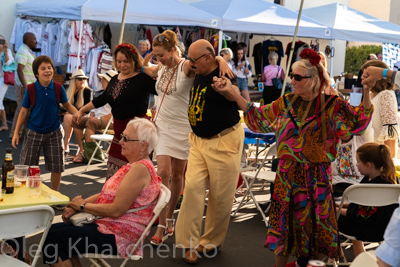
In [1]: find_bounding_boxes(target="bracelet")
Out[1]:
[382,68,388,79]
[140,66,145,73]
[391,71,397,84]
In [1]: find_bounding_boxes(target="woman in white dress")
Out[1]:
[0,36,14,131]
[362,60,399,158]
[143,30,233,245]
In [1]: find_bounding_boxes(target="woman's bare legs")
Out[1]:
[63,114,74,151]
[275,255,290,267]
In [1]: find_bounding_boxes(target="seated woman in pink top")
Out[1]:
[42,118,161,266]
[261,51,285,105]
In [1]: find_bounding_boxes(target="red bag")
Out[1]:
[3,71,15,85]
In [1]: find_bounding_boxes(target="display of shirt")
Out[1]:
[10,17,29,52]
[285,41,309,71]
[67,21,95,72]
[262,39,284,69]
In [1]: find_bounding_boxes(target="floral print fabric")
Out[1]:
[245,94,373,259]
[95,159,161,257]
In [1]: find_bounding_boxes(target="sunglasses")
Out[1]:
[188,53,210,64]
[289,73,311,81]
[120,133,143,143]
[153,34,173,46]
[76,78,87,81]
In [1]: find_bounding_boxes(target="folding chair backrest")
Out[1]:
[336,184,400,220]
[0,205,55,266]
[121,184,171,267]
[101,115,113,134]
[349,251,378,267]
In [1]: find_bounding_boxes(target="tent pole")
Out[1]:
[76,19,84,69]
[218,30,223,55]
[119,0,129,43]
[281,0,305,97]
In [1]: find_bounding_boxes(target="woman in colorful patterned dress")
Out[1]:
[211,49,373,267]
[42,118,161,266]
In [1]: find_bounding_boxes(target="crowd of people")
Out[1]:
[2,28,400,267]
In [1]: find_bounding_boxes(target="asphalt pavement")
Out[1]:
[0,116,356,267]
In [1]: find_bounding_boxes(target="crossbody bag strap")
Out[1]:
[152,59,183,123]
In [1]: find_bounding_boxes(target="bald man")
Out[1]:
[9,32,37,139]
[175,39,244,264]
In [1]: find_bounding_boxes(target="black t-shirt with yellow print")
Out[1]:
[188,66,240,138]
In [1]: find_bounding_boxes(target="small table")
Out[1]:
[0,183,69,210]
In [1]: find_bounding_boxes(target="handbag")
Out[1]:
[83,141,104,164]
[2,54,17,86]
[271,66,283,90]
[69,202,154,227]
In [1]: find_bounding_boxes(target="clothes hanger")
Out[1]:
[223,33,232,41]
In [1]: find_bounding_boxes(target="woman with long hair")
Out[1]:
[74,43,157,178]
[231,46,251,101]
[62,69,92,162]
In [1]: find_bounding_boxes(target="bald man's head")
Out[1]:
[23,32,37,50]
[188,39,217,75]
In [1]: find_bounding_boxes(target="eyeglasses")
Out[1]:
[289,73,311,81]
[76,78,87,81]
[120,133,143,143]
[153,34,173,46]
[188,53,210,64]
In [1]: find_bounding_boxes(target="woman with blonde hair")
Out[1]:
[138,38,151,58]
[220,48,233,69]
[62,69,92,162]
[142,30,233,246]
[261,51,285,104]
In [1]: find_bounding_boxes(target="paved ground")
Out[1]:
[0,117,356,266]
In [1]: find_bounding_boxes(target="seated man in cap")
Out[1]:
[70,70,117,163]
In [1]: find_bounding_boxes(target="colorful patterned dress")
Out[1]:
[95,159,161,257]
[245,94,373,259]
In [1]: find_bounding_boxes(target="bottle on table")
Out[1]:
[2,148,15,194]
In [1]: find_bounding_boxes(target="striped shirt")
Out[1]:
[15,43,36,86]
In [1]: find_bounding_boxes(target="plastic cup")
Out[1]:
[15,165,29,186]
[0,189,5,202]
[27,176,42,198]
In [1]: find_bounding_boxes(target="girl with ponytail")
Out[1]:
[338,142,398,258]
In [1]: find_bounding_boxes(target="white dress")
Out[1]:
[371,90,400,157]
[154,60,193,160]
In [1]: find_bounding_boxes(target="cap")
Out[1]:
[97,70,118,82]
[71,69,88,79]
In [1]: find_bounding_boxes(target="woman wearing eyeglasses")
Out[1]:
[141,30,233,246]
[211,48,373,267]
[74,43,157,178]
[62,69,92,162]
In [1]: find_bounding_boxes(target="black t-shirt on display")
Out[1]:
[188,66,240,138]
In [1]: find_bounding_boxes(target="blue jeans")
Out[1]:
[395,90,400,109]
[237,77,248,91]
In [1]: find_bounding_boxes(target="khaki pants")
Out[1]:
[175,125,244,249]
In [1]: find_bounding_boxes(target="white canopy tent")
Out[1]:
[303,3,400,43]
[181,0,333,39]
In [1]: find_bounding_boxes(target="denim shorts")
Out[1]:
[237,77,248,91]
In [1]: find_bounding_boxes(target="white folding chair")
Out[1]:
[83,184,171,267]
[232,142,277,227]
[335,184,400,266]
[349,251,378,267]
[0,205,55,267]
[85,116,114,171]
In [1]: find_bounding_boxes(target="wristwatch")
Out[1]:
[80,202,87,212]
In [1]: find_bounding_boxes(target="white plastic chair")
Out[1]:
[85,116,114,171]
[83,184,171,267]
[0,205,55,267]
[335,184,400,266]
[349,251,378,267]
[232,142,277,227]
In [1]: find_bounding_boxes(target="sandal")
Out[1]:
[72,152,85,163]
[150,225,169,246]
[166,218,175,236]
[0,125,9,131]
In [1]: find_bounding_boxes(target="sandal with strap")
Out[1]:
[150,225,169,246]
[72,152,85,163]
[166,218,175,236]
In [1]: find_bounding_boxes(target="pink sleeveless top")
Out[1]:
[95,159,161,257]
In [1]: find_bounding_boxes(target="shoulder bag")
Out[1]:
[1,54,17,86]
[69,202,153,227]
[271,66,283,90]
